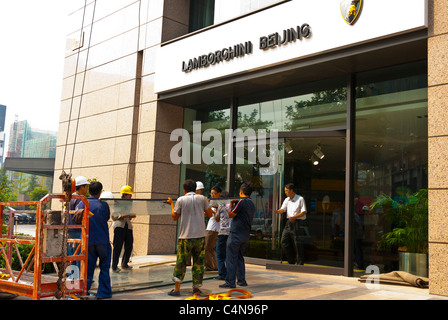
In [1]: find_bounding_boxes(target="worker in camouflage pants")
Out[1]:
[173,238,205,286]
[164,179,213,296]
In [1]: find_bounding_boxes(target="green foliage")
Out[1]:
[284,88,347,131]
[237,109,273,132]
[0,167,13,202]
[0,229,33,271]
[30,187,49,201]
[371,188,428,254]
[1,225,54,273]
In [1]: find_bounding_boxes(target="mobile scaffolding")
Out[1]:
[0,192,90,300]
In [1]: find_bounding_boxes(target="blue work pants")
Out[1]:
[225,231,249,287]
[87,243,112,299]
[216,234,228,279]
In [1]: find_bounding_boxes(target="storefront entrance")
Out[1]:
[245,129,350,274]
[178,60,428,277]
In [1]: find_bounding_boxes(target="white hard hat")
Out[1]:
[75,176,90,187]
[196,181,204,190]
[100,191,114,199]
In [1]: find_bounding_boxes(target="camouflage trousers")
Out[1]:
[173,237,205,287]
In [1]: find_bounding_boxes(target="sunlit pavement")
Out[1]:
[6,226,448,302]
[95,255,448,301]
[4,254,448,302]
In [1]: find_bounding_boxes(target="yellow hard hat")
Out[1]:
[120,185,134,195]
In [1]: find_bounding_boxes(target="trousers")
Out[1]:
[204,230,218,270]
[87,243,112,299]
[216,234,228,279]
[225,231,250,287]
[173,237,205,288]
[112,224,133,269]
[281,220,304,265]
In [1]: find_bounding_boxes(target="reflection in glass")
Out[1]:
[355,61,428,275]
[238,79,347,133]
[240,137,346,268]
[180,101,231,197]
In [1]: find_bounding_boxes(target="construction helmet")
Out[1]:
[100,191,114,199]
[196,181,204,190]
[75,176,90,187]
[120,185,134,195]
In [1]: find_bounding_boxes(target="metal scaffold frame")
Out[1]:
[0,193,90,300]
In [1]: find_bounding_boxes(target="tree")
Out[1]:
[27,175,39,194]
[0,167,13,202]
[30,187,49,202]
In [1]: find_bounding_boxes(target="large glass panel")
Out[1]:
[231,136,278,259]
[180,100,230,197]
[355,61,428,275]
[238,78,347,133]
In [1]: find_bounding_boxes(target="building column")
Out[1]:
[131,0,190,255]
[428,0,448,296]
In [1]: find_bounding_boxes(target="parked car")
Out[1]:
[20,213,36,224]
[3,212,11,224]
[251,218,272,240]
[13,213,29,224]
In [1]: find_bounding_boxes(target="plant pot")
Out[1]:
[399,252,428,277]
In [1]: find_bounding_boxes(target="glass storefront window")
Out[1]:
[180,100,230,197]
[236,78,348,266]
[237,78,347,133]
[355,61,428,274]
[177,60,428,276]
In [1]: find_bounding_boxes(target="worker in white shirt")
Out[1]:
[276,183,307,265]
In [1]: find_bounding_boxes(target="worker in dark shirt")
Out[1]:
[219,182,256,289]
[77,181,112,299]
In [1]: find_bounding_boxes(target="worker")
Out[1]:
[111,185,136,272]
[77,181,112,299]
[196,181,204,195]
[68,176,90,271]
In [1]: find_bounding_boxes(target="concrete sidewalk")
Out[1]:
[107,255,448,301]
[5,254,446,301]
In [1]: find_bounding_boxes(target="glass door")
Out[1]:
[267,135,347,270]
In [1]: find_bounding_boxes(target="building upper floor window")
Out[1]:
[189,0,283,32]
[189,0,215,32]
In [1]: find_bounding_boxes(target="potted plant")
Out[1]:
[370,188,428,277]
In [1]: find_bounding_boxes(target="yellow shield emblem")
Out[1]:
[340,0,363,25]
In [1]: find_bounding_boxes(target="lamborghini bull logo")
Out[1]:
[340,0,363,25]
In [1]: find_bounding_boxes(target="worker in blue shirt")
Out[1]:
[219,182,256,289]
[77,181,112,299]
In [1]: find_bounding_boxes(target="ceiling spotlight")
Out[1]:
[314,145,325,159]
[311,154,319,166]
[285,142,293,154]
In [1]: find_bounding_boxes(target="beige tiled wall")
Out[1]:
[54,0,189,256]
[428,0,448,296]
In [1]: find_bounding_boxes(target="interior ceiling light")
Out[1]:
[311,154,319,166]
[314,145,324,159]
[285,142,293,154]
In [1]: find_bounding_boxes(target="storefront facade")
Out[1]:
[54,0,448,296]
